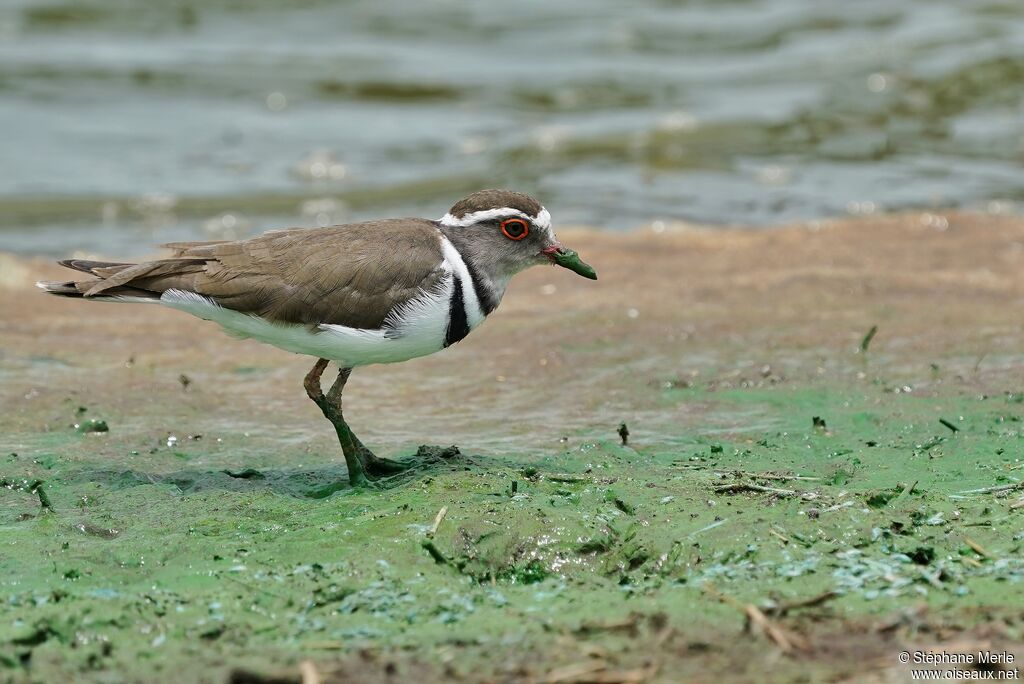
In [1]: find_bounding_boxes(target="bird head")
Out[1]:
[439,189,597,282]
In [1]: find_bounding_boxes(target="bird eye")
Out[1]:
[500,218,529,241]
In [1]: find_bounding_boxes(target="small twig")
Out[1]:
[221,574,288,601]
[961,557,983,568]
[749,473,822,482]
[689,519,728,537]
[701,582,746,611]
[1,479,55,512]
[964,537,989,558]
[714,483,796,496]
[575,614,641,636]
[701,584,808,653]
[745,604,806,653]
[1009,498,1024,510]
[545,661,608,684]
[303,641,345,650]
[29,480,54,512]
[299,660,321,684]
[892,480,919,504]
[939,418,959,433]
[954,482,1023,496]
[421,540,449,565]
[427,506,448,538]
[768,590,839,617]
[770,526,812,548]
[548,474,589,483]
[544,661,659,684]
[974,353,987,374]
[859,325,878,353]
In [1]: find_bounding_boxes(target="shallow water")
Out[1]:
[1,0,1023,256]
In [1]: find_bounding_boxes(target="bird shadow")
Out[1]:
[67,444,474,499]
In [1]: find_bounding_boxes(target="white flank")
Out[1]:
[159,269,455,367]
[439,206,553,238]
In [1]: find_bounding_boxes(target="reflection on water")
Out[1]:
[0,0,1022,255]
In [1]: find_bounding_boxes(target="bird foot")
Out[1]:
[346,459,413,490]
[303,359,418,489]
[361,454,416,478]
[347,474,384,490]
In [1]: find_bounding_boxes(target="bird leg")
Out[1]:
[304,359,368,486]
[303,359,411,486]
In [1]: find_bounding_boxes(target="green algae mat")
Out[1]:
[3,381,1022,683]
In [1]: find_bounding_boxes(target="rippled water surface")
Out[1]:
[1,0,1023,255]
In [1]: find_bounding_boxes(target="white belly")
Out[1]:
[159,281,458,367]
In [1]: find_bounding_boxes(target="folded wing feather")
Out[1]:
[73,219,447,331]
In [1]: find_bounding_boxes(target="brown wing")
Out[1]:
[83,219,446,329]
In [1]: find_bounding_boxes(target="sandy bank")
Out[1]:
[3,211,1023,450]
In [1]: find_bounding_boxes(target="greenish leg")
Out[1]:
[303,359,412,486]
[304,359,369,487]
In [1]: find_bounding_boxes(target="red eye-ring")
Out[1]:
[500,218,529,241]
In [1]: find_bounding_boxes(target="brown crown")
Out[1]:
[447,189,543,219]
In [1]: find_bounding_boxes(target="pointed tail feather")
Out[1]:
[37,279,162,301]
[58,259,134,276]
[41,255,207,302]
[38,258,160,301]
[36,280,85,297]
[38,259,137,297]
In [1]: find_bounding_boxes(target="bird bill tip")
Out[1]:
[546,246,597,280]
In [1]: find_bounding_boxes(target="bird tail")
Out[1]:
[36,259,162,301]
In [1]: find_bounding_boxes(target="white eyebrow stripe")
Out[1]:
[439,206,552,235]
[535,208,551,231]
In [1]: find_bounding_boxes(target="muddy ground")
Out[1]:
[2,212,1024,683]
